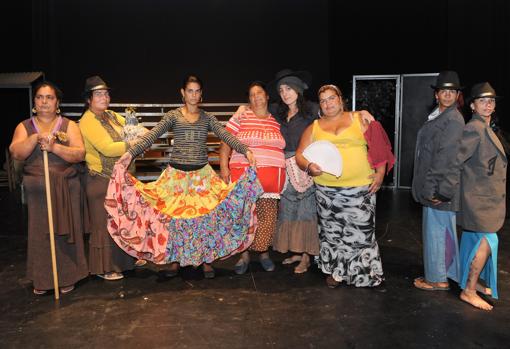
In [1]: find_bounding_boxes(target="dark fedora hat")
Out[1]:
[267,69,312,98]
[430,70,463,90]
[83,75,111,96]
[468,82,501,102]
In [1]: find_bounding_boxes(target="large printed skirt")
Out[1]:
[315,184,384,287]
[105,163,263,266]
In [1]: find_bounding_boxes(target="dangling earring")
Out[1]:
[32,107,37,114]
[199,96,203,103]
[56,107,61,115]
[181,95,186,103]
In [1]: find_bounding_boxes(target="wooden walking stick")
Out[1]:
[43,150,60,299]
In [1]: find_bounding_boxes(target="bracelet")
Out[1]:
[305,162,314,174]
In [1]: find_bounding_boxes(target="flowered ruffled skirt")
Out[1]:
[104,163,263,266]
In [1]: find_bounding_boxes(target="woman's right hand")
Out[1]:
[307,162,323,177]
[220,167,231,184]
[117,152,133,167]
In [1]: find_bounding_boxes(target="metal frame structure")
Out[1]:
[352,74,401,188]
[0,72,44,116]
[397,73,439,189]
[353,73,440,189]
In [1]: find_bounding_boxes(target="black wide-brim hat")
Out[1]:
[430,70,463,90]
[468,82,502,103]
[267,69,312,98]
[83,75,111,97]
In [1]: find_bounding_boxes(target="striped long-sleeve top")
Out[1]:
[129,108,249,166]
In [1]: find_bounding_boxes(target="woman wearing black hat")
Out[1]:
[267,69,321,273]
[79,76,136,281]
[443,82,506,310]
[109,75,259,279]
[10,81,88,294]
[412,70,465,292]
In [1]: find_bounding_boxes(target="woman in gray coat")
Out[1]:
[443,82,506,310]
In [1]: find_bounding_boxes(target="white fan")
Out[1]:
[303,140,343,177]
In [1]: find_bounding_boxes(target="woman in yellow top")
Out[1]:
[79,76,135,281]
[296,84,389,288]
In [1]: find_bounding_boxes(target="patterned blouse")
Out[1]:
[129,108,249,166]
[225,109,285,168]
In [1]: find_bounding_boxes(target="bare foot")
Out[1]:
[476,282,492,296]
[460,290,493,311]
[413,277,449,291]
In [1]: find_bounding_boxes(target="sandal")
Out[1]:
[162,263,180,278]
[135,259,147,267]
[234,259,249,275]
[97,272,124,281]
[282,255,302,265]
[203,264,215,279]
[326,276,340,289]
[61,285,75,294]
[294,261,311,274]
[33,289,47,295]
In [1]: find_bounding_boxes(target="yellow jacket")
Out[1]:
[79,109,128,176]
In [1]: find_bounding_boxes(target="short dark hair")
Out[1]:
[33,81,63,102]
[247,81,267,97]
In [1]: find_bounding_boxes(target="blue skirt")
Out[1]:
[459,231,499,299]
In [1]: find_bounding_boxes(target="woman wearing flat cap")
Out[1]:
[79,75,136,281]
[442,82,506,310]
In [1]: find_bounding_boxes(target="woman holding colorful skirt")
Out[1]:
[111,75,259,279]
[296,84,394,288]
[220,81,286,274]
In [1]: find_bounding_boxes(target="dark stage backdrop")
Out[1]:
[328,0,510,130]
[30,0,330,104]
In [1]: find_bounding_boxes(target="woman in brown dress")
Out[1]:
[78,76,136,281]
[9,81,88,295]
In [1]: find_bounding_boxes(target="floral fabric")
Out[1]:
[105,164,262,266]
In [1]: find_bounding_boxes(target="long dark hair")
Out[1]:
[276,93,313,121]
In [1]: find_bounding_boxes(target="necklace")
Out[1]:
[32,115,61,134]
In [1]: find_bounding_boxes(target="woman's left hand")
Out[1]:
[368,171,384,194]
[38,133,55,152]
[360,110,375,125]
[246,150,256,167]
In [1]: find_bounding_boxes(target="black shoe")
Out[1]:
[204,269,215,279]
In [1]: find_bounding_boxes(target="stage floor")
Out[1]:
[0,188,509,348]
